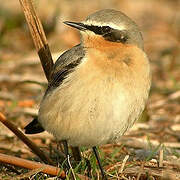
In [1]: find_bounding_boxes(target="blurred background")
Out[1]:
[0,0,179,178]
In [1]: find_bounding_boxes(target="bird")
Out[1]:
[25,9,151,179]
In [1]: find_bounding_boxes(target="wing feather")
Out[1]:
[24,44,85,134]
[46,44,85,93]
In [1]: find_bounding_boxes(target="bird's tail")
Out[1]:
[24,117,44,134]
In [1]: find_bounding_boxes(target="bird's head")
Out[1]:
[64,9,143,50]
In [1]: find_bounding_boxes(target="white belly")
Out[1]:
[38,61,150,147]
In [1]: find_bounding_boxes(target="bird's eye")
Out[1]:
[117,34,128,43]
[102,26,111,34]
[103,30,128,43]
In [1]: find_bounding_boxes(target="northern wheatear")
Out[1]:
[25,9,151,179]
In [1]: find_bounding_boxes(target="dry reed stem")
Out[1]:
[0,112,54,165]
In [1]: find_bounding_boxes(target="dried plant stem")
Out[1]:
[19,0,54,81]
[119,155,129,173]
[136,162,145,180]
[0,152,65,178]
[67,155,77,180]
[159,148,164,168]
[0,112,53,165]
[0,153,90,179]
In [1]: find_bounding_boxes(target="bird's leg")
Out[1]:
[62,140,69,158]
[92,146,107,180]
[62,140,77,180]
[71,146,81,162]
[72,146,91,178]
[62,140,71,170]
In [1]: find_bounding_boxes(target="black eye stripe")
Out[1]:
[84,25,128,43]
[84,25,111,35]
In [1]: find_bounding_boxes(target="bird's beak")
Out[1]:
[63,21,88,31]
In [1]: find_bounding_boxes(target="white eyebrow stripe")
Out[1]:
[82,20,126,31]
